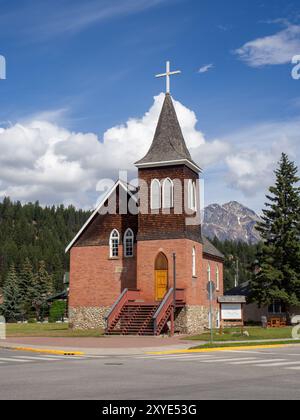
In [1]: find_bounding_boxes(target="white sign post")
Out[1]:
[0,316,6,340]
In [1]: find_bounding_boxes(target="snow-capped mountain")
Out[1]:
[202,201,262,244]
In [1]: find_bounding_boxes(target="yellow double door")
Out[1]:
[155,270,168,301]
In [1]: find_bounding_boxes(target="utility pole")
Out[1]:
[207,281,215,344]
[209,281,214,344]
[171,253,176,337]
[234,258,239,287]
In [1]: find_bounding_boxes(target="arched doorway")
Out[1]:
[155,252,168,301]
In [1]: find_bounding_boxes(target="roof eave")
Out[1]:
[135,159,202,173]
[65,179,137,253]
[203,251,225,261]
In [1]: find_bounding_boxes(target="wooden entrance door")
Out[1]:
[155,253,168,301]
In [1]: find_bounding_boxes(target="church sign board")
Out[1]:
[218,296,246,328]
[221,303,242,320]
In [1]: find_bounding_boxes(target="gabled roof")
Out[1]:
[225,281,251,297]
[202,236,224,259]
[47,289,69,302]
[65,180,137,253]
[218,295,246,304]
[135,93,201,173]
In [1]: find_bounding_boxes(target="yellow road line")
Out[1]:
[11,346,84,356]
[147,343,299,355]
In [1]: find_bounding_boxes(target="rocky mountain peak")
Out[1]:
[202,201,261,244]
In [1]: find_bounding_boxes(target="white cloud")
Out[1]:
[0,93,227,207]
[198,64,214,73]
[235,23,300,67]
[223,120,300,195]
[1,93,298,209]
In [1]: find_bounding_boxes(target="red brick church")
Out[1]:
[66,88,224,335]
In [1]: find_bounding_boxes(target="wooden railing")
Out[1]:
[105,288,140,332]
[153,288,185,335]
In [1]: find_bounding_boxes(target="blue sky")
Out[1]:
[0,0,300,212]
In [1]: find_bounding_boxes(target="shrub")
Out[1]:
[49,301,66,323]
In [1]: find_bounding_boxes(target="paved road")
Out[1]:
[1,346,300,399]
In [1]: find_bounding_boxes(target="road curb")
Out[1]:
[3,345,85,356]
[147,343,300,355]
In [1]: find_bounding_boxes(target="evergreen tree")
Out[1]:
[0,197,91,290]
[0,265,22,321]
[250,153,300,312]
[31,261,54,321]
[19,258,35,318]
[211,236,260,291]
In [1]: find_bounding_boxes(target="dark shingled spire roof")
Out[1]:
[135,93,200,172]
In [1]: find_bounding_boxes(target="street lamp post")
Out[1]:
[171,253,176,336]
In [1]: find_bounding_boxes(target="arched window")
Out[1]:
[192,182,197,211]
[216,265,220,291]
[162,178,174,208]
[151,179,161,210]
[188,180,192,209]
[207,263,211,282]
[188,180,197,211]
[192,247,196,277]
[124,228,134,257]
[109,229,119,258]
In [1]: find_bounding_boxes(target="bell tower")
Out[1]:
[135,92,202,243]
[135,64,203,303]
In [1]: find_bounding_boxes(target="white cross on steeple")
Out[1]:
[155,61,181,94]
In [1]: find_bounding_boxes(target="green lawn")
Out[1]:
[189,339,300,350]
[186,326,294,342]
[6,323,104,338]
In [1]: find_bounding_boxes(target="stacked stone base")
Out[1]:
[69,306,110,330]
[175,305,208,334]
[69,305,218,334]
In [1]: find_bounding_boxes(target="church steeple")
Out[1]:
[135,93,200,173]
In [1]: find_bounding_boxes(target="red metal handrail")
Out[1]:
[153,288,185,335]
[105,288,140,332]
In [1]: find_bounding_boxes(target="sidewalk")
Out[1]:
[1,335,299,356]
[0,335,205,356]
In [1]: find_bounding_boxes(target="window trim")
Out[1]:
[268,300,286,314]
[188,180,197,211]
[162,177,174,209]
[192,182,197,211]
[207,263,211,283]
[109,229,120,258]
[192,246,196,277]
[216,265,220,291]
[150,179,161,210]
[124,228,134,258]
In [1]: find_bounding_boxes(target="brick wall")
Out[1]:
[138,165,201,242]
[68,171,224,329]
[136,238,210,305]
[75,186,138,247]
[69,239,224,316]
[69,244,137,308]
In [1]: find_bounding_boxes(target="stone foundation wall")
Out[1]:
[69,304,220,334]
[69,306,110,330]
[175,305,219,334]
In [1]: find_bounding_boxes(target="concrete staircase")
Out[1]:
[106,302,158,335]
[105,288,186,336]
